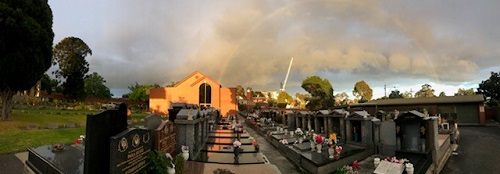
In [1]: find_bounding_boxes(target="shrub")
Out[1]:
[174,153,185,174]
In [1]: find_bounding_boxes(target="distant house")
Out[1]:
[348,95,486,125]
[149,71,238,116]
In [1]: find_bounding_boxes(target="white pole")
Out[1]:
[282,57,294,91]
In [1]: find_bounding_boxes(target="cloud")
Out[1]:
[51,0,500,94]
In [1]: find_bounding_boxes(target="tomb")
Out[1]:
[346,111,373,146]
[394,110,434,174]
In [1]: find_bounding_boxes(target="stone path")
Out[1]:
[240,116,304,174]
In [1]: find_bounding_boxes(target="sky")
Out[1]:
[48,0,500,99]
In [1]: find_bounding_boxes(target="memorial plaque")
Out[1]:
[110,128,152,174]
[154,121,177,156]
[373,160,404,174]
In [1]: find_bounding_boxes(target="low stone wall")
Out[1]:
[436,135,452,174]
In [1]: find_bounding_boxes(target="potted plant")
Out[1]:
[148,150,174,174]
[175,154,185,174]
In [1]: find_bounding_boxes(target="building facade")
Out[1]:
[149,71,238,116]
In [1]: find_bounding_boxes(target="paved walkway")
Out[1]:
[0,152,29,174]
[239,116,304,174]
[441,126,500,174]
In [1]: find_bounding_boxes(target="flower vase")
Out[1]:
[405,163,414,174]
[167,166,176,174]
[316,144,322,153]
[299,137,303,144]
[310,141,315,151]
[328,148,334,159]
[374,158,380,168]
[182,150,189,161]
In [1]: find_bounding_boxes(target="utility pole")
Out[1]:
[384,84,387,98]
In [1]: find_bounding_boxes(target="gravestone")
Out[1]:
[154,121,177,156]
[48,123,59,129]
[144,114,162,130]
[66,123,76,128]
[84,103,128,174]
[110,128,152,174]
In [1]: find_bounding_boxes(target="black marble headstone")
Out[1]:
[110,128,152,174]
[84,103,128,174]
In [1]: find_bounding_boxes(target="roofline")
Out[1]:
[173,70,223,88]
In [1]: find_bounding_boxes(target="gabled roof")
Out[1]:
[174,70,222,88]
[351,95,484,106]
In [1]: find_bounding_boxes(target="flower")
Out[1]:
[233,140,242,148]
[295,128,304,137]
[315,134,323,144]
[352,160,360,171]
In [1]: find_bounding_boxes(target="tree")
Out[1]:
[455,88,475,96]
[352,80,373,103]
[402,91,412,98]
[301,76,334,110]
[53,37,92,100]
[165,82,177,87]
[253,91,264,98]
[127,82,160,102]
[40,74,60,95]
[478,72,500,106]
[414,84,436,98]
[277,91,293,104]
[84,72,112,99]
[439,92,447,97]
[335,92,349,105]
[0,0,54,120]
[235,85,245,98]
[388,90,404,99]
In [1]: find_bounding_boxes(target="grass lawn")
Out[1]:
[0,109,154,155]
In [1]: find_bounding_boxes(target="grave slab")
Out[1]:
[26,144,84,174]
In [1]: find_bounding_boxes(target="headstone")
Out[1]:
[84,103,128,174]
[66,123,76,128]
[110,128,152,174]
[154,121,177,156]
[26,124,39,130]
[47,123,59,129]
[144,114,162,130]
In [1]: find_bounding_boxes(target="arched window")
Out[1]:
[199,83,212,105]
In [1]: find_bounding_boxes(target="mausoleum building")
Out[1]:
[149,71,238,116]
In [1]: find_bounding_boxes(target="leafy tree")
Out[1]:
[235,85,245,98]
[84,72,112,99]
[301,76,334,110]
[127,82,160,102]
[0,0,54,120]
[388,90,404,99]
[402,91,412,98]
[277,91,293,104]
[455,88,475,96]
[352,80,373,103]
[439,91,447,97]
[335,92,349,105]
[478,72,500,106]
[40,74,59,95]
[414,84,436,98]
[165,82,177,87]
[53,37,92,100]
[253,91,264,98]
